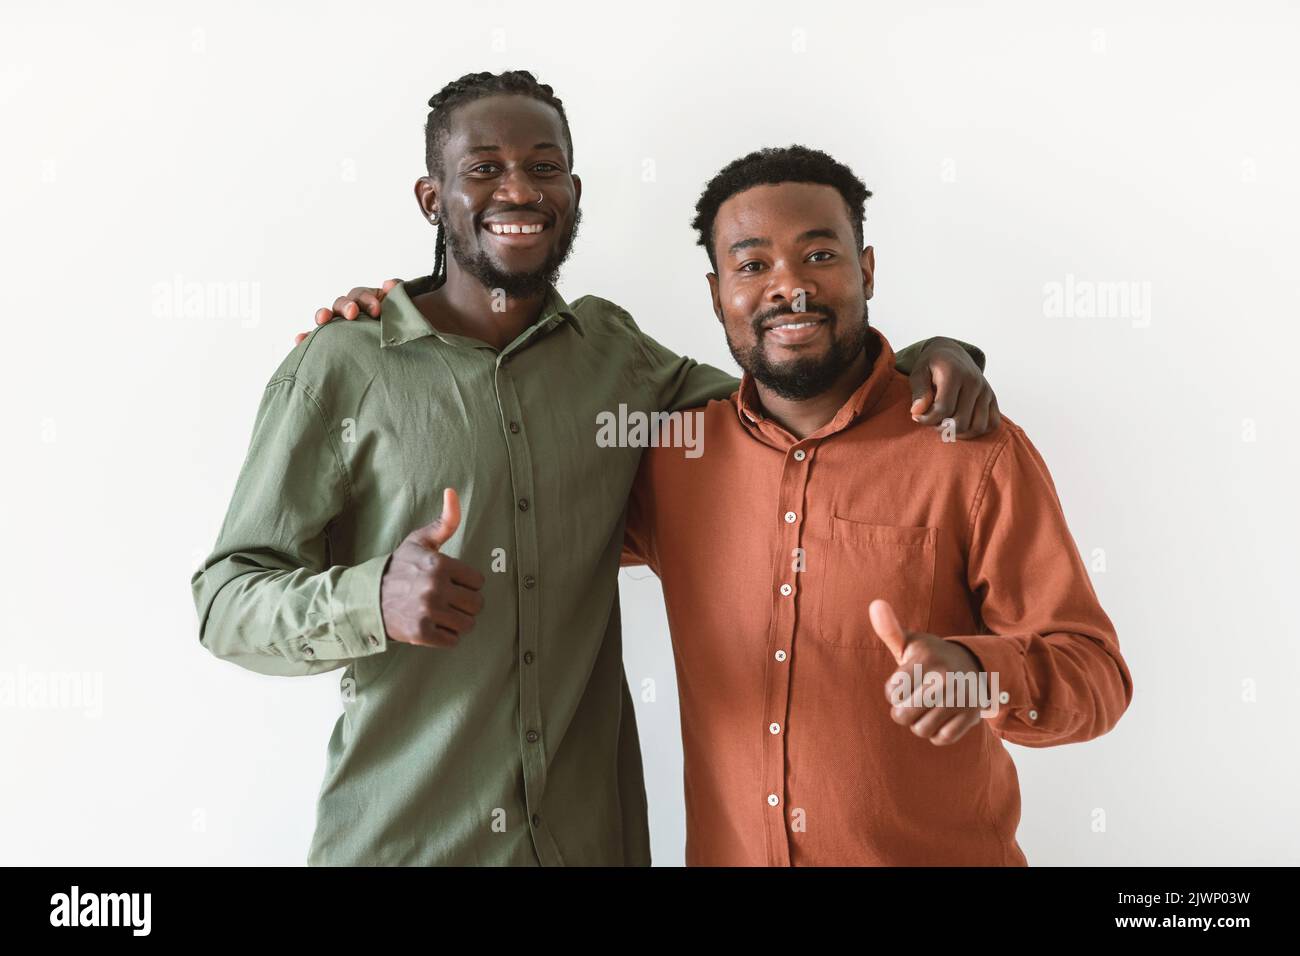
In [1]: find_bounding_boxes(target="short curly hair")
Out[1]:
[691,144,872,271]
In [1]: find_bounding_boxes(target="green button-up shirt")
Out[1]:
[190,274,945,866]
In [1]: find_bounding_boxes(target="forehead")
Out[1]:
[714,181,853,245]
[442,94,568,158]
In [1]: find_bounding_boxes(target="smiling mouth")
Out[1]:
[484,222,549,235]
[763,315,828,332]
[760,314,830,347]
[766,319,823,331]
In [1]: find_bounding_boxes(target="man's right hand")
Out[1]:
[380,488,485,648]
[294,278,403,345]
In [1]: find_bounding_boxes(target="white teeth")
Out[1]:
[771,321,817,330]
[488,223,545,235]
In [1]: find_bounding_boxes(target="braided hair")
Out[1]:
[423,70,575,287]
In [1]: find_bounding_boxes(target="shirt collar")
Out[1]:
[379,275,583,349]
[735,326,897,445]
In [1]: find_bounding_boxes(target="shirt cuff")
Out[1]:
[945,338,987,373]
[895,338,986,376]
[328,552,392,659]
[944,634,1031,726]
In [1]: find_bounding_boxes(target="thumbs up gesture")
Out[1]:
[379,489,486,648]
[868,599,986,746]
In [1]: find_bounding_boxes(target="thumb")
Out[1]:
[869,599,912,664]
[416,488,461,551]
[909,364,934,419]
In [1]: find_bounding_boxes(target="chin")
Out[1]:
[764,343,832,363]
[489,250,548,270]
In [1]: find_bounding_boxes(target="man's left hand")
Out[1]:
[907,337,1001,439]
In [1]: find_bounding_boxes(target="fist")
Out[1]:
[380,488,485,648]
[869,599,985,746]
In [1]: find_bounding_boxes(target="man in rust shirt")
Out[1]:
[623,145,1133,866]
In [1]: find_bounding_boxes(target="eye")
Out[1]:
[738,261,764,273]
[468,163,500,174]
[808,250,835,262]
[533,162,563,173]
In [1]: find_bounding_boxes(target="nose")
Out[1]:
[493,164,541,206]
[764,259,818,312]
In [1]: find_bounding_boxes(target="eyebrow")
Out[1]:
[727,227,840,257]
[465,142,564,155]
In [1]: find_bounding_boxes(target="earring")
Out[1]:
[429,212,440,224]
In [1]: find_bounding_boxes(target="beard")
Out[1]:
[727,300,873,401]
[445,206,583,298]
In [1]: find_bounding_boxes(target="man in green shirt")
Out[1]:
[192,69,996,866]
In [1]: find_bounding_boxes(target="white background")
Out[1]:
[2,0,1297,866]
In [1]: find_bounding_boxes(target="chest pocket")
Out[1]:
[804,516,938,653]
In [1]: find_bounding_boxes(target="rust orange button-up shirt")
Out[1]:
[622,328,1133,866]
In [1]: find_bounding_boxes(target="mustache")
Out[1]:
[477,204,555,224]
[752,303,837,334]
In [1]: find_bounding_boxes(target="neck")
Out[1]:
[753,335,881,440]
[411,262,548,351]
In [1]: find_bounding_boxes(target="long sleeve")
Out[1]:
[191,374,390,677]
[620,454,658,570]
[893,336,986,375]
[947,425,1133,747]
[620,311,740,411]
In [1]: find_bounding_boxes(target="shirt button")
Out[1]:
[769,722,781,735]
[793,449,806,461]
[367,634,379,647]
[999,691,1010,704]
[775,650,787,662]
[518,497,529,511]
[531,814,541,827]
[784,511,797,524]
[509,421,520,434]
[524,651,535,664]
[386,336,397,345]
[300,644,314,656]
[779,583,793,596]
[526,730,540,743]
[523,574,537,589]
[1028,709,1038,721]
[767,794,780,807]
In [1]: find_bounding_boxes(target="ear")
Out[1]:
[706,272,723,323]
[860,245,875,300]
[415,176,440,222]
[572,172,582,208]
